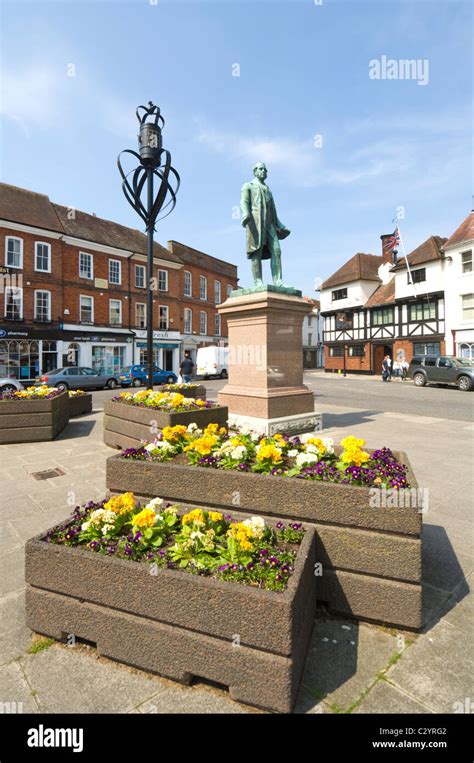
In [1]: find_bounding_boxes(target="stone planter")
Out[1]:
[69,394,93,418]
[106,450,422,630]
[157,384,207,400]
[25,516,316,713]
[103,399,228,450]
[0,391,69,444]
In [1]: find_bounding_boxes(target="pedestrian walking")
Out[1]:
[179,350,195,383]
[382,355,391,382]
[401,359,409,381]
[393,360,401,379]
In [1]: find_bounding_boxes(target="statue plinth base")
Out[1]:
[217,289,322,435]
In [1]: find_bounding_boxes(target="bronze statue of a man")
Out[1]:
[240,162,290,289]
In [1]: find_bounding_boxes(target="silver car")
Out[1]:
[0,378,24,394]
[34,366,120,391]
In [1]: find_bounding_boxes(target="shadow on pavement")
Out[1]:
[421,523,470,631]
[322,411,379,429]
[57,419,96,440]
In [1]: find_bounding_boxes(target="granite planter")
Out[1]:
[25,516,316,713]
[103,399,228,450]
[0,391,69,444]
[157,384,207,400]
[69,394,93,418]
[106,449,422,630]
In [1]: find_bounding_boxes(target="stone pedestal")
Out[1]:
[218,289,321,434]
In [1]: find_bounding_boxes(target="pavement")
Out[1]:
[0,378,473,714]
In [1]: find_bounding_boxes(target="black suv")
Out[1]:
[408,355,474,391]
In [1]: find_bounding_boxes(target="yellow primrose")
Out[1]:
[182,509,205,525]
[256,443,283,464]
[131,508,157,528]
[103,492,136,515]
[208,511,223,522]
[340,435,366,450]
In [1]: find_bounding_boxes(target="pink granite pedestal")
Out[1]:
[217,289,322,435]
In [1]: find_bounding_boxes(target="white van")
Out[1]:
[196,345,229,379]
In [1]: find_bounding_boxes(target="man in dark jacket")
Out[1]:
[179,351,194,383]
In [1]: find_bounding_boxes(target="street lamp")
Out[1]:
[118,101,180,390]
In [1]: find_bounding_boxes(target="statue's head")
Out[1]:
[253,162,268,181]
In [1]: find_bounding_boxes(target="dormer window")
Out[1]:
[332,288,347,301]
[408,268,426,285]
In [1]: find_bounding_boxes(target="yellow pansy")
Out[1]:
[103,492,136,515]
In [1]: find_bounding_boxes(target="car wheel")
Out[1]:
[220,369,228,379]
[0,384,16,393]
[132,378,141,387]
[413,373,426,387]
[457,375,472,392]
[57,382,68,392]
[107,379,118,390]
[167,376,175,384]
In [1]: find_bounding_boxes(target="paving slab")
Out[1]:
[388,618,474,713]
[354,679,433,714]
[299,616,399,712]
[21,644,168,713]
[0,661,39,712]
[137,683,254,714]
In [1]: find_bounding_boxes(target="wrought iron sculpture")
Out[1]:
[118,101,180,390]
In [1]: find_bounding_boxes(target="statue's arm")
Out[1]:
[240,183,251,226]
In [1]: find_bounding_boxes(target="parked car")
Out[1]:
[196,346,228,379]
[34,367,120,391]
[118,364,177,387]
[0,378,23,394]
[408,355,474,391]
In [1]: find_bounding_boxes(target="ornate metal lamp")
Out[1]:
[118,102,180,390]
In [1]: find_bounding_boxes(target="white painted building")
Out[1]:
[442,211,474,360]
[302,298,324,368]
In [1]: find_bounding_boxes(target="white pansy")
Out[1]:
[242,515,265,537]
[300,433,313,444]
[288,449,299,458]
[250,432,261,442]
[81,520,91,531]
[164,505,178,515]
[146,497,164,509]
[187,422,199,432]
[102,523,115,535]
[305,443,319,454]
[296,452,319,467]
[190,530,204,540]
[323,437,334,454]
[230,445,247,460]
[145,443,159,452]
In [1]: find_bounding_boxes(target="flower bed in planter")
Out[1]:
[106,430,422,629]
[68,390,93,417]
[0,387,69,444]
[158,383,206,399]
[25,493,316,713]
[103,390,227,450]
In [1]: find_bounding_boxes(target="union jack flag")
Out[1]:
[385,227,400,254]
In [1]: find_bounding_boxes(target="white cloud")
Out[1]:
[0,66,67,135]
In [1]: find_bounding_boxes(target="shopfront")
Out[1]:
[133,330,181,373]
[0,326,60,383]
[60,330,134,375]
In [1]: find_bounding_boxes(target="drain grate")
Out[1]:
[31,467,66,481]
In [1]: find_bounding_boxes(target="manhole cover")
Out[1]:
[31,468,66,481]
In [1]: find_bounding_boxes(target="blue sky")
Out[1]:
[1,0,472,293]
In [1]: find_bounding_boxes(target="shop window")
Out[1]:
[348,345,365,357]
[329,346,344,357]
[0,339,39,380]
[413,342,440,356]
[42,340,57,373]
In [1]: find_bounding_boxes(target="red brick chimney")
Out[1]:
[380,234,395,264]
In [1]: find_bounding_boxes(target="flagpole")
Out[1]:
[396,224,418,299]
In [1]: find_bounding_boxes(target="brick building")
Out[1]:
[320,233,448,373]
[0,183,238,383]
